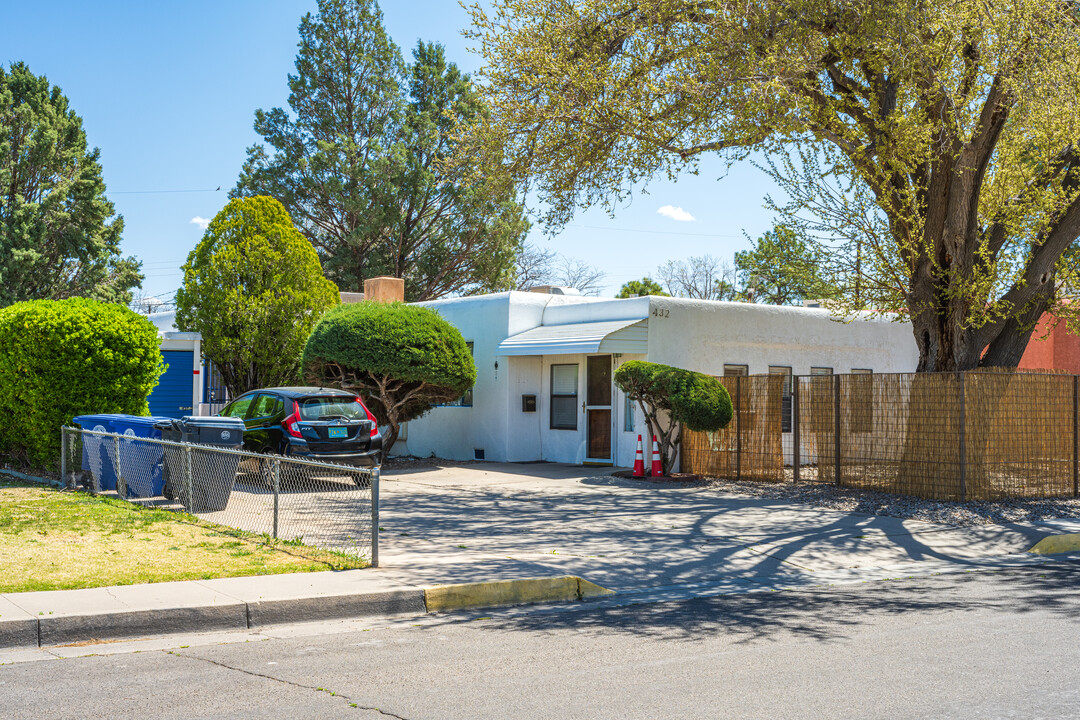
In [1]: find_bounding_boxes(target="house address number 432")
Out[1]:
[651,308,669,318]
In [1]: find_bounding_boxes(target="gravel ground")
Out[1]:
[696,475,1080,527]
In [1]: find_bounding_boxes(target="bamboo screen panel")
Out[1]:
[964,370,1075,499]
[685,369,1080,502]
[682,375,785,481]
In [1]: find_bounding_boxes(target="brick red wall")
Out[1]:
[1018,313,1080,374]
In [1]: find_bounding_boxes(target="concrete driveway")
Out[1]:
[373,463,1080,593]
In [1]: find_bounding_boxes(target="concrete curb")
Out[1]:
[1028,533,1080,555]
[424,575,615,613]
[0,587,427,650]
[0,575,612,650]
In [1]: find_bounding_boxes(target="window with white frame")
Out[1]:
[550,364,578,430]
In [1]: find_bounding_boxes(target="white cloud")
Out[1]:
[657,205,695,222]
[190,216,211,230]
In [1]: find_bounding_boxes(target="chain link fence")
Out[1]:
[683,369,1080,502]
[61,426,378,564]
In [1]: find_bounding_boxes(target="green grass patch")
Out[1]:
[0,478,366,593]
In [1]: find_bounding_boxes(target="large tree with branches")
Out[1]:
[470,0,1080,371]
[235,0,527,301]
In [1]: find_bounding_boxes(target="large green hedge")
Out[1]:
[0,299,164,469]
[303,301,476,454]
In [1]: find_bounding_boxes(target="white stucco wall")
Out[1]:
[395,291,919,467]
[644,297,918,376]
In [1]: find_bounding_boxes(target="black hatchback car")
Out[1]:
[218,387,383,467]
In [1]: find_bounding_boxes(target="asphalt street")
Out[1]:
[4,560,1080,719]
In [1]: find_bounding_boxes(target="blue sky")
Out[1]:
[1,0,782,300]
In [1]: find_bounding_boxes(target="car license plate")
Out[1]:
[328,427,348,439]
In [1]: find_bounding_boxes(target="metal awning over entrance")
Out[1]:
[496,319,648,356]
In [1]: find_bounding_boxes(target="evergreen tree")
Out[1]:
[235,0,526,300]
[0,63,141,307]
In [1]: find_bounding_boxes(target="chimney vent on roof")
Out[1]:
[363,276,405,304]
[528,285,582,296]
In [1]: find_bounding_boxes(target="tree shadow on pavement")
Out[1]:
[459,561,1080,645]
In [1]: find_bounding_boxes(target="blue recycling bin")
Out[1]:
[72,414,126,492]
[110,415,173,498]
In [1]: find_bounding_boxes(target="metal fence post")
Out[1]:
[958,371,967,502]
[735,375,742,481]
[1073,375,1078,498]
[183,445,193,511]
[371,466,380,568]
[271,458,280,540]
[114,435,125,498]
[792,377,800,483]
[834,374,841,486]
[60,427,68,490]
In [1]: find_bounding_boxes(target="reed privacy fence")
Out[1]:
[61,426,379,564]
[682,370,1080,502]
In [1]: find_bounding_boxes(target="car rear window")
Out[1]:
[298,397,367,421]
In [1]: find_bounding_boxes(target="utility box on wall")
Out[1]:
[522,394,537,412]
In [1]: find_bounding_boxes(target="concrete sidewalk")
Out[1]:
[4,462,1078,650]
[0,568,424,649]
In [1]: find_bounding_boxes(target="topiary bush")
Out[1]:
[303,301,476,457]
[615,360,732,475]
[0,298,165,469]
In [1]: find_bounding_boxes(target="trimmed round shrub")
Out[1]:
[303,301,476,453]
[0,298,165,469]
[615,360,732,430]
[615,360,732,475]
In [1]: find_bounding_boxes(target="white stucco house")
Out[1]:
[392,290,919,469]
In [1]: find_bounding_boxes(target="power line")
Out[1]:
[566,224,746,239]
[111,188,223,195]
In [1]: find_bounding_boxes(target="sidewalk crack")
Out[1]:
[167,651,408,718]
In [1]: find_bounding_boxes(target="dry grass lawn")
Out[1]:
[0,478,366,593]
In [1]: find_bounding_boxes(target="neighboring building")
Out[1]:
[1019,313,1080,374]
[146,311,214,417]
[393,291,919,468]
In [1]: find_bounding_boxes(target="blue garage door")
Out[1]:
[149,350,195,418]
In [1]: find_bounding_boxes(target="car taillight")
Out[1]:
[282,401,303,438]
[355,397,379,437]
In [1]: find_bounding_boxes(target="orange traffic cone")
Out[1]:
[650,435,663,477]
[632,434,645,477]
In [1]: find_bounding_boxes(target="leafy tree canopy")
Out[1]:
[470,0,1080,371]
[235,0,527,301]
[175,196,340,396]
[0,62,142,307]
[615,360,731,475]
[735,225,840,306]
[616,277,668,298]
[303,301,477,455]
